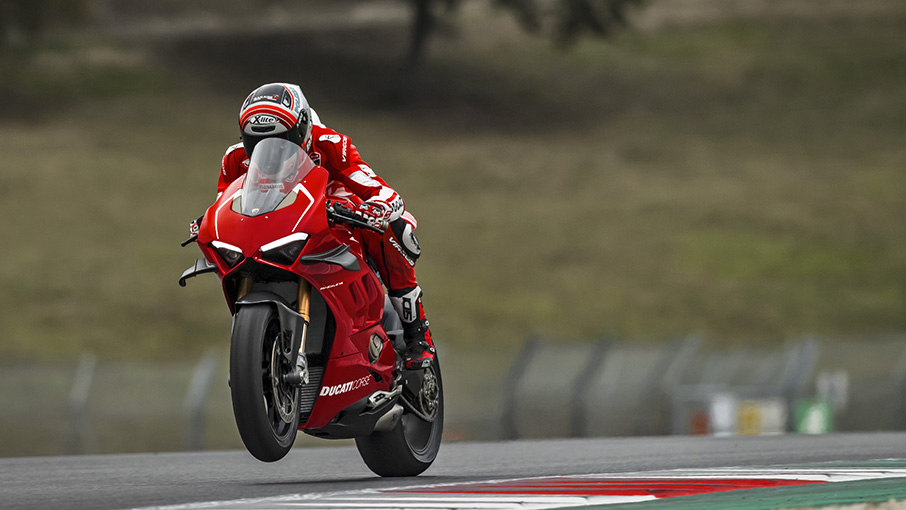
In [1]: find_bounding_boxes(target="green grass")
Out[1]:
[1,3,905,361]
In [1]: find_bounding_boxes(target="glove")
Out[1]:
[356,201,391,230]
[188,215,203,236]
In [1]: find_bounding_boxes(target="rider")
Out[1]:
[211,82,435,370]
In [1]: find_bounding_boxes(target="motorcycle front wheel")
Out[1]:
[355,359,444,476]
[230,303,300,462]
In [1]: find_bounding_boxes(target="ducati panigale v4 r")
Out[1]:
[178,137,442,476]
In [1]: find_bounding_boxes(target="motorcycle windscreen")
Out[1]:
[240,138,317,217]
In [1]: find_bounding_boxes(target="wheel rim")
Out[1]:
[402,365,442,455]
[417,369,439,420]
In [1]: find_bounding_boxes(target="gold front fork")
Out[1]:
[295,278,311,385]
[237,276,253,300]
[298,278,311,322]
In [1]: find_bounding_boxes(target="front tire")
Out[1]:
[355,360,444,476]
[230,304,299,462]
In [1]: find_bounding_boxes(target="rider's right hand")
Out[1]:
[188,215,203,236]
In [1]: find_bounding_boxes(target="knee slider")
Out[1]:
[389,218,421,264]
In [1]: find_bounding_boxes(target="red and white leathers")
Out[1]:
[218,124,435,369]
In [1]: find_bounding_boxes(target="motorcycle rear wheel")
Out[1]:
[230,304,300,462]
[355,360,444,476]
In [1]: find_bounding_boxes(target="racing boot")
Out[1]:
[402,318,435,370]
[389,286,436,370]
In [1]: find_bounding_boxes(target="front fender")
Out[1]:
[235,292,307,356]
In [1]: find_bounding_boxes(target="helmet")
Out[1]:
[239,83,312,156]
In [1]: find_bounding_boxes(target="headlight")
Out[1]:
[211,241,244,268]
[260,233,309,266]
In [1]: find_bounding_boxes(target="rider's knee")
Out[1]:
[388,218,420,265]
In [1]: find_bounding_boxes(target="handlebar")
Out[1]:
[327,202,386,234]
[180,204,383,249]
[181,214,203,247]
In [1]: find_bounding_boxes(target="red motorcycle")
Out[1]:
[179,138,442,476]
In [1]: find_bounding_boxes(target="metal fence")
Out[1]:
[501,335,906,439]
[1,336,904,456]
[0,347,499,456]
[0,350,234,457]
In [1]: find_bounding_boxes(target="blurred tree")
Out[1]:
[396,0,645,98]
[496,0,646,43]
[0,0,89,47]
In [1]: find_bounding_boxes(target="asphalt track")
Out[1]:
[2,432,905,510]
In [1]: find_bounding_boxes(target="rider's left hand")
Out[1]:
[357,201,391,230]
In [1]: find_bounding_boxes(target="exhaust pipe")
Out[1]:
[373,404,404,432]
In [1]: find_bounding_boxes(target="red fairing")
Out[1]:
[202,168,331,270]
[198,149,397,431]
[304,325,397,429]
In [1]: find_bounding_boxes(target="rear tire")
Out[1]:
[355,360,444,476]
[230,304,299,462]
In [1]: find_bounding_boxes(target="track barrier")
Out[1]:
[0,335,904,455]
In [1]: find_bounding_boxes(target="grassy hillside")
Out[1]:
[1,1,904,361]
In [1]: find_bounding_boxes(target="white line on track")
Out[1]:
[136,464,906,510]
[140,493,654,510]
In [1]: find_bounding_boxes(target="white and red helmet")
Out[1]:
[239,83,312,156]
